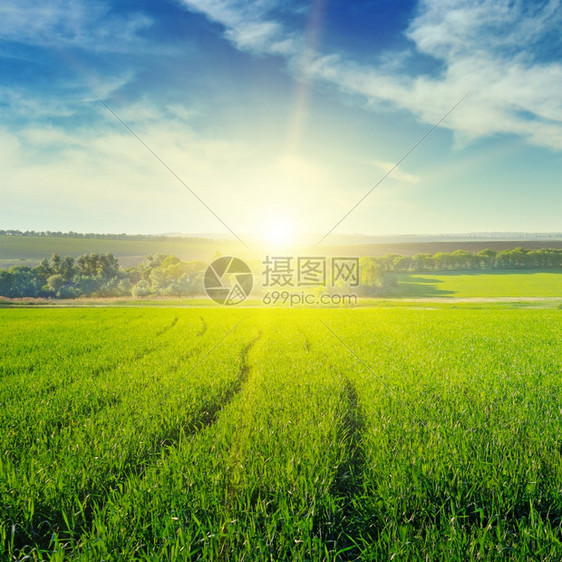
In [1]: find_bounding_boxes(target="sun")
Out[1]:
[262,216,295,248]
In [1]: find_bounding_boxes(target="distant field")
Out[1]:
[0,236,239,268]
[2,235,562,269]
[1,307,562,559]
[393,270,562,297]
[325,239,562,257]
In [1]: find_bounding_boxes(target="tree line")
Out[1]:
[0,254,206,299]
[0,230,214,242]
[381,247,562,272]
[0,247,560,299]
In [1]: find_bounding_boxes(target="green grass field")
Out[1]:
[393,270,562,298]
[1,307,562,560]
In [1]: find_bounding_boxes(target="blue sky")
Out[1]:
[1,0,561,240]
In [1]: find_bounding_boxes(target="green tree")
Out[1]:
[7,266,41,297]
[47,274,65,293]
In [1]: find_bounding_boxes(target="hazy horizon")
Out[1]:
[3,228,562,243]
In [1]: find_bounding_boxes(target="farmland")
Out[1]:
[0,235,235,269]
[1,307,562,559]
[392,271,562,298]
[2,233,561,269]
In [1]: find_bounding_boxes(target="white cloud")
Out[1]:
[371,161,419,186]
[180,0,301,55]
[180,0,562,151]
[0,0,152,52]
[0,70,135,122]
[0,110,278,234]
[0,87,77,119]
[408,0,562,58]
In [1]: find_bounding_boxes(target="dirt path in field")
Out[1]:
[1,296,561,308]
[396,296,562,303]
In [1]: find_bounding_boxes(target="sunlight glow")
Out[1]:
[263,216,295,248]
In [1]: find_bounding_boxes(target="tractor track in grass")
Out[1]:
[1,315,189,398]
[298,329,312,352]
[155,315,178,336]
[156,330,262,449]
[7,330,263,557]
[7,321,219,449]
[196,315,208,336]
[327,378,367,559]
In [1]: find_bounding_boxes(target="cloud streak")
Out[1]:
[180,0,562,150]
[0,0,152,52]
[371,161,419,186]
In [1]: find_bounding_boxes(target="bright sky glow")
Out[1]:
[262,215,296,249]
